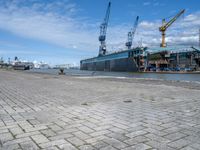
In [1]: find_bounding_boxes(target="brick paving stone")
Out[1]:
[103,137,128,149]
[43,146,60,150]
[85,136,107,144]
[24,125,48,132]
[72,131,91,140]
[0,124,18,130]
[0,132,14,144]
[133,135,150,143]
[49,133,73,141]
[39,139,67,149]
[126,130,148,138]
[9,127,24,136]
[167,138,192,149]
[124,138,138,146]
[122,147,135,150]
[94,125,112,131]
[31,134,49,144]
[28,119,41,125]
[90,130,111,137]
[20,140,39,150]
[1,143,20,150]
[16,131,40,138]
[164,132,188,141]
[91,141,108,149]
[3,137,32,146]
[0,129,8,134]
[83,122,98,129]
[163,127,182,134]
[40,129,56,138]
[146,140,175,150]
[145,133,171,143]
[144,128,168,137]
[0,121,4,127]
[106,132,129,141]
[181,146,196,150]
[190,143,200,149]
[100,145,118,150]
[48,124,63,132]
[1,70,200,150]
[131,143,152,150]
[108,127,125,133]
[78,126,95,133]
[113,123,129,130]
[79,144,95,150]
[66,136,85,146]
[58,127,78,134]
[124,136,150,146]
[58,143,78,150]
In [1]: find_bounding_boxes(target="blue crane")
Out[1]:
[126,16,139,49]
[99,2,111,56]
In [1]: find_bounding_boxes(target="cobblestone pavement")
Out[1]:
[0,70,200,150]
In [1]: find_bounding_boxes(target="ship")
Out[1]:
[13,62,34,70]
[34,62,50,69]
[81,47,146,72]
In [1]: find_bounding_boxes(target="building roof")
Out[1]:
[147,46,200,54]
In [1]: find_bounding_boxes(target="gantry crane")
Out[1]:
[98,2,111,56]
[159,9,185,47]
[126,16,139,49]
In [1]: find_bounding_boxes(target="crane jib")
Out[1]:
[98,1,111,56]
[159,9,185,47]
[126,16,140,49]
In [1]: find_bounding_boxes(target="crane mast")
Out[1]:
[159,9,185,47]
[98,2,111,56]
[126,16,139,49]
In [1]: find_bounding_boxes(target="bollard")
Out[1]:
[59,68,65,75]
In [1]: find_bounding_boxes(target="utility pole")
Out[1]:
[8,58,11,64]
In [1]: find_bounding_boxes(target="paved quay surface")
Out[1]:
[0,70,200,150]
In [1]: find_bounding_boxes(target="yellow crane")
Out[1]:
[159,9,185,47]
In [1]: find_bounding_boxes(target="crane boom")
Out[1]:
[99,2,111,56]
[159,9,185,47]
[126,16,139,49]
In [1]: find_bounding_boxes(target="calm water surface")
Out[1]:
[27,69,200,82]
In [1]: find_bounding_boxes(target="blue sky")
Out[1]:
[0,0,200,65]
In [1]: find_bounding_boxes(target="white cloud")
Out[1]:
[132,11,200,47]
[0,0,200,59]
[0,0,99,52]
[143,2,151,6]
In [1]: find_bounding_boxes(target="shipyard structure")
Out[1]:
[80,2,200,72]
[81,46,200,72]
[81,48,145,72]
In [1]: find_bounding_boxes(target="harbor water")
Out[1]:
[27,69,200,82]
